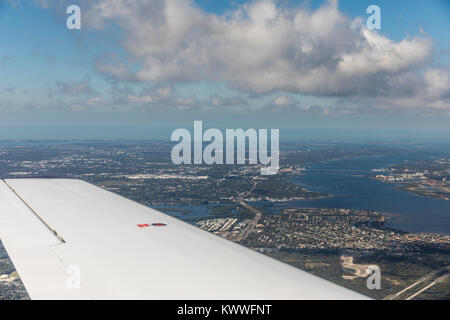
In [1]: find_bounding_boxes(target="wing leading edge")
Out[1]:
[0,178,369,300]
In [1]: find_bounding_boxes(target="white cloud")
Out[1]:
[125,85,201,111]
[55,81,95,96]
[338,28,432,75]
[424,69,450,100]
[71,96,104,111]
[273,95,292,107]
[82,0,433,99]
[32,0,448,113]
[210,93,247,107]
[331,68,450,114]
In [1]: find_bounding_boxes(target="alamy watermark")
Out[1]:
[66,5,380,31]
[366,5,381,30]
[171,121,279,175]
[367,265,381,290]
[66,5,81,30]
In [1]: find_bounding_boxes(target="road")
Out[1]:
[384,265,449,300]
[233,200,262,242]
[405,273,449,300]
[230,180,262,242]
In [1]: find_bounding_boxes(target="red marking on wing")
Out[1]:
[137,224,150,228]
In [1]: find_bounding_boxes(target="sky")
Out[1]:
[0,0,449,139]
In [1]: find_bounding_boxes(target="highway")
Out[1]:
[234,200,262,241]
[384,265,449,300]
[405,273,449,300]
[231,180,262,242]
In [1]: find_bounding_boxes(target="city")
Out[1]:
[0,140,449,300]
[374,158,450,201]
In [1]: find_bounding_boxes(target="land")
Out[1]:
[198,206,449,252]
[0,140,449,300]
[374,157,450,201]
[383,265,449,300]
[196,205,450,300]
[0,141,331,205]
[0,242,28,300]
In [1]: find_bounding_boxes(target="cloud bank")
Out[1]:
[38,0,449,112]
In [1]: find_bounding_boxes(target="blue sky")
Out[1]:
[0,0,449,139]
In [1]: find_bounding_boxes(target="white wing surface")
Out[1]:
[0,178,368,300]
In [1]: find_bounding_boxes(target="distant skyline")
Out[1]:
[0,0,449,139]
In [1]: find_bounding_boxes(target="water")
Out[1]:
[252,152,450,235]
[150,205,213,220]
[150,204,241,221]
[154,148,450,235]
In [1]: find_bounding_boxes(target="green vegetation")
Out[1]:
[264,249,449,300]
[415,276,450,300]
[0,242,29,300]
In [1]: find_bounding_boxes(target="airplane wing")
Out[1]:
[0,178,369,300]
